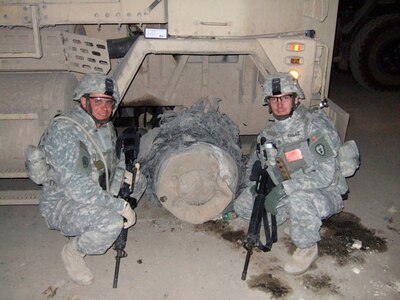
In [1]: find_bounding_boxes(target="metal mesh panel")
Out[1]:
[64,32,110,74]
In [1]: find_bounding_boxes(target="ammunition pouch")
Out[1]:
[276,139,315,179]
[274,130,337,179]
[24,145,49,185]
[110,161,126,196]
[338,140,360,177]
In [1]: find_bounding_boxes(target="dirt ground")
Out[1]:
[1,71,399,300]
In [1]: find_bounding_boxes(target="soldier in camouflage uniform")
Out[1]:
[234,73,348,275]
[38,73,137,285]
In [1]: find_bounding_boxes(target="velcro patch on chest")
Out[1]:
[277,139,313,177]
[284,148,303,162]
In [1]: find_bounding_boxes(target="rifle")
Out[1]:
[241,139,278,281]
[113,127,141,289]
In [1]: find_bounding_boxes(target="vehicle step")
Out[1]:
[0,163,28,178]
[0,190,40,205]
[0,113,38,120]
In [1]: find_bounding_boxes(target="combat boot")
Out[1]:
[61,238,93,285]
[283,243,318,275]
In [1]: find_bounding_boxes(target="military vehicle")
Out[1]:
[0,0,347,216]
[334,0,400,91]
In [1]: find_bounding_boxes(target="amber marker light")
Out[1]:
[287,43,305,52]
[291,57,301,64]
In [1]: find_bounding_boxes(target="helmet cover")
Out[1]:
[262,72,305,105]
[72,73,120,103]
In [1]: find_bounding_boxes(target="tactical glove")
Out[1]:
[249,184,257,196]
[119,201,137,229]
[264,184,287,215]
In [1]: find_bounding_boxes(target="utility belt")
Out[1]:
[25,145,50,185]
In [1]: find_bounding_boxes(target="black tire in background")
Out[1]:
[349,14,400,91]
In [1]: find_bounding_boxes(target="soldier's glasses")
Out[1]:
[268,94,293,104]
[89,97,114,107]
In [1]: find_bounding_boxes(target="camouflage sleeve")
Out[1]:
[44,123,125,212]
[244,149,258,184]
[282,112,341,195]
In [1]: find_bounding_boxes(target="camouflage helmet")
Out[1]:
[262,72,305,105]
[72,73,120,103]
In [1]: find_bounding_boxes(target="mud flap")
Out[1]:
[323,98,350,143]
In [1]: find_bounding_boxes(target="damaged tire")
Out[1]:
[139,99,244,224]
[349,14,400,91]
[154,142,238,224]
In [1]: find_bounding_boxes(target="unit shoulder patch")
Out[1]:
[77,141,92,174]
[309,131,334,161]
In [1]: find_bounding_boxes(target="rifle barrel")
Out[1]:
[113,255,121,288]
[241,249,252,281]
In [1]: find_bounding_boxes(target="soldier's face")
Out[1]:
[269,93,299,117]
[81,92,113,123]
